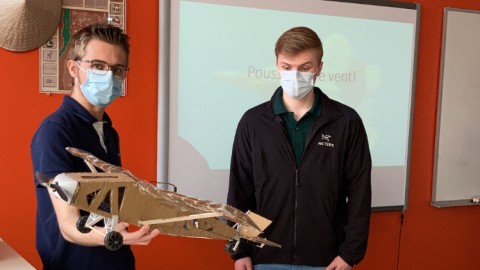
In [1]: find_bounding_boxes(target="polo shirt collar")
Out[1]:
[62,96,113,125]
[273,87,322,117]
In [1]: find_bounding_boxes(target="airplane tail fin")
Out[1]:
[234,211,273,239]
[246,211,272,232]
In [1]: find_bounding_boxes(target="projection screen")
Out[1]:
[158,0,420,210]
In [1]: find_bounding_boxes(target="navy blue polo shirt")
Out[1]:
[31,96,134,270]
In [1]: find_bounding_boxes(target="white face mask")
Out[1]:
[279,70,316,99]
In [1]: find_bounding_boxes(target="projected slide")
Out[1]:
[165,0,419,208]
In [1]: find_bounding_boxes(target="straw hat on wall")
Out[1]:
[0,0,62,52]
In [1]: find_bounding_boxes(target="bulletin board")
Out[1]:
[432,8,480,207]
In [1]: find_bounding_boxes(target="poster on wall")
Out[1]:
[39,0,127,94]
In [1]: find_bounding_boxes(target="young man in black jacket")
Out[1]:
[227,27,372,270]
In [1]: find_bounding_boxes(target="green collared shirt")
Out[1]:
[274,89,322,166]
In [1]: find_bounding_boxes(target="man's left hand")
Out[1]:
[326,256,352,270]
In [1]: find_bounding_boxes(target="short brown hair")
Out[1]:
[275,26,323,63]
[69,23,130,65]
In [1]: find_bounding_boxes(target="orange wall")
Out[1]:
[1,0,479,269]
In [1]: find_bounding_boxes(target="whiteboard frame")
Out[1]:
[432,7,480,208]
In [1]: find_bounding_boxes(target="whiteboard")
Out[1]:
[432,8,480,207]
[159,0,420,211]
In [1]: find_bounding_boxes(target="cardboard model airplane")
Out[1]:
[36,147,281,253]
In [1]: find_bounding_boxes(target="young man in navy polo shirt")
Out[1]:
[31,23,159,269]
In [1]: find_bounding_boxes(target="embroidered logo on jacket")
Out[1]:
[318,134,335,147]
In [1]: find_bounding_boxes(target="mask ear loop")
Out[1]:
[75,61,88,86]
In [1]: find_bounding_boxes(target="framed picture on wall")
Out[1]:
[39,0,127,94]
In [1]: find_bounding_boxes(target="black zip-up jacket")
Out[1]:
[227,87,372,267]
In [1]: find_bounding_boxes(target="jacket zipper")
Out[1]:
[293,168,300,264]
[273,115,301,264]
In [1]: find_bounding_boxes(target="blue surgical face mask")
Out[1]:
[76,63,123,108]
[279,70,316,99]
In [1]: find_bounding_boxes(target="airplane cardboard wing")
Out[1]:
[43,147,281,252]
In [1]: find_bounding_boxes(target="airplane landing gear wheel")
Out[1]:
[76,215,92,234]
[104,231,123,251]
[224,240,239,255]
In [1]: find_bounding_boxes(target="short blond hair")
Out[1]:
[275,26,323,64]
[69,23,130,66]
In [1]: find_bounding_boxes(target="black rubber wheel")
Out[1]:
[104,231,123,251]
[76,215,92,234]
[224,240,238,255]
